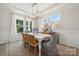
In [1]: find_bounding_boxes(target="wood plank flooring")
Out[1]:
[0,40,79,56]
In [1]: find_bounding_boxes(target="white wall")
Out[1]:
[0,7,11,44]
[0,5,34,44]
[60,5,79,48]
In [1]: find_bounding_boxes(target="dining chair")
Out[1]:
[22,33,27,47]
[49,32,59,44]
[22,33,28,47]
[41,33,58,56]
[25,34,39,55]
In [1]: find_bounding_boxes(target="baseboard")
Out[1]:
[59,41,79,49]
[0,41,9,44]
[0,40,21,44]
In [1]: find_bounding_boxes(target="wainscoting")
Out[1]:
[60,31,79,48]
[0,31,10,44]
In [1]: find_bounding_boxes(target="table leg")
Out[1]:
[39,41,41,56]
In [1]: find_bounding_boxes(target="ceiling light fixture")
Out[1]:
[31,3,40,20]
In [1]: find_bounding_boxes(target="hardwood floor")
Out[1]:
[0,41,38,56]
[0,40,79,56]
[57,44,77,56]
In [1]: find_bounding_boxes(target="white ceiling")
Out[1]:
[0,3,78,19]
[11,3,54,13]
[9,3,63,19]
[0,3,58,18]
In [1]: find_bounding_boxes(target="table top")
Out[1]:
[26,33,51,41]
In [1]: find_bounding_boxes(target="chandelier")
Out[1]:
[31,3,40,20]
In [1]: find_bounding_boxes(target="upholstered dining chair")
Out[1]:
[41,33,58,56]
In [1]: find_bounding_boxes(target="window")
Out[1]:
[16,19,33,33]
[43,13,61,32]
[26,21,28,31]
[25,21,32,32]
[30,21,32,32]
[53,14,61,22]
[16,19,23,33]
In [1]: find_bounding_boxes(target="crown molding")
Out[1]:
[1,3,79,20]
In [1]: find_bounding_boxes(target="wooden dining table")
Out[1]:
[26,33,52,56]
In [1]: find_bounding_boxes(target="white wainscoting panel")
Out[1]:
[0,31,10,44]
[60,31,79,48]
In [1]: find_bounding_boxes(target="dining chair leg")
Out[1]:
[22,41,24,46]
[34,47,37,55]
[22,40,26,47]
[27,45,30,55]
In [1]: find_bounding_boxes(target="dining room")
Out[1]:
[0,3,79,56]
